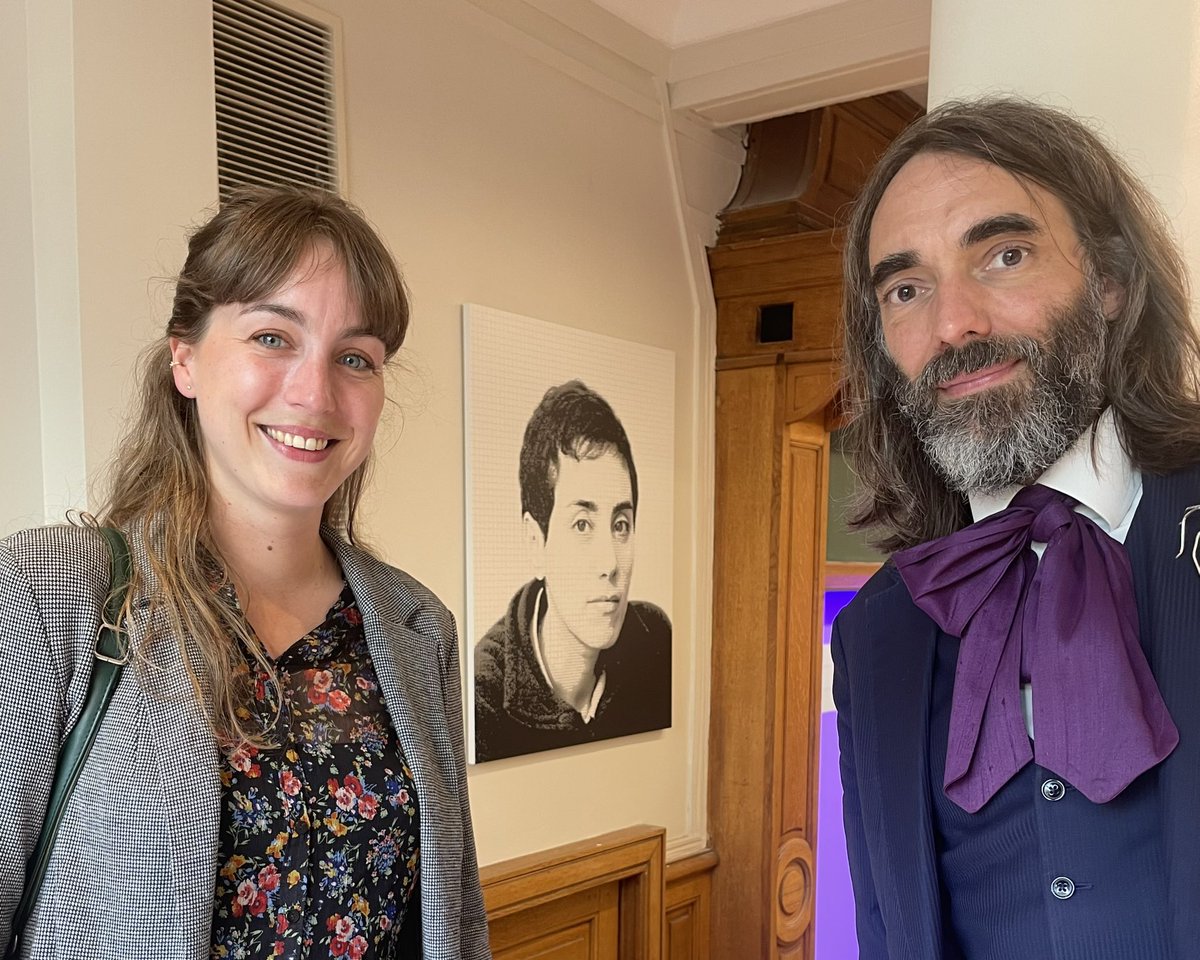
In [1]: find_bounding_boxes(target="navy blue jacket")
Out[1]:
[832,465,1200,959]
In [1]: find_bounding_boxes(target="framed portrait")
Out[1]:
[463,304,674,763]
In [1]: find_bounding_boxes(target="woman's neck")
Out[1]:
[208,500,343,657]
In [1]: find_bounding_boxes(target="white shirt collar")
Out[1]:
[531,584,606,723]
[967,408,1140,534]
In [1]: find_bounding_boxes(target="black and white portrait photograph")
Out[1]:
[463,304,675,764]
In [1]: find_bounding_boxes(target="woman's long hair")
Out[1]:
[841,96,1200,554]
[97,185,410,745]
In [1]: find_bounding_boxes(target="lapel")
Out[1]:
[125,560,223,939]
[330,535,463,947]
[851,567,944,959]
[1125,466,1200,952]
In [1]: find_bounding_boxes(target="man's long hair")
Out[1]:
[841,96,1200,554]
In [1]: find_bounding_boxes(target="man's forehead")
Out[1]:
[867,151,1073,264]
[553,451,633,502]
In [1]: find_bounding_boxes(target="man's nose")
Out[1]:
[598,533,620,580]
[932,277,992,347]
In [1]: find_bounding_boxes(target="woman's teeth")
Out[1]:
[266,427,329,451]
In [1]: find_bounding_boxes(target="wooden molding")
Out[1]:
[668,0,929,127]
[716,92,921,241]
[665,850,718,960]
[482,825,666,960]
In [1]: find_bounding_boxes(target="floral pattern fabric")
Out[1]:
[211,585,419,959]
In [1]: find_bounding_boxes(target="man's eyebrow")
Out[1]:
[960,213,1041,248]
[870,251,919,292]
[612,500,634,516]
[569,499,598,512]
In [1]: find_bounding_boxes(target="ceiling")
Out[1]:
[589,0,846,47]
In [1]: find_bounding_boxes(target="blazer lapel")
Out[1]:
[1126,466,1200,954]
[332,538,466,956]
[129,595,223,943]
[853,571,944,958]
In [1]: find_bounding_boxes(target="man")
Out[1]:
[473,380,671,763]
[833,97,1200,959]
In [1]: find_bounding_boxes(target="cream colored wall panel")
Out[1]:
[71,0,218,491]
[1,0,47,534]
[928,0,1200,277]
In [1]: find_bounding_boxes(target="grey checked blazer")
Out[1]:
[0,523,491,959]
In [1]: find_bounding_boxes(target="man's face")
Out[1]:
[867,151,1118,490]
[528,450,635,652]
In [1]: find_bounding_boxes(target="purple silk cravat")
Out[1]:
[893,483,1178,813]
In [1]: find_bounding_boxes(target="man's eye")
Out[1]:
[884,283,919,305]
[572,518,592,533]
[613,517,632,537]
[993,247,1026,268]
[255,333,286,348]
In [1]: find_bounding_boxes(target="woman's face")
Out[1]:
[170,242,387,530]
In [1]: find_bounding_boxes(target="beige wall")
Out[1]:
[13,0,741,865]
[928,0,1200,274]
[1,0,45,534]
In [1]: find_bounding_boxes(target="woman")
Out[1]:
[0,186,490,959]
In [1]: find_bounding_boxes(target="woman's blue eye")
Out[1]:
[340,354,374,371]
[256,333,285,348]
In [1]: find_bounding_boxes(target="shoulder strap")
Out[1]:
[6,527,131,959]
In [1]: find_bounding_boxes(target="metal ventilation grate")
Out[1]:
[213,0,339,198]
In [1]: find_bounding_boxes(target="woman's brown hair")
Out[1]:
[98,184,410,744]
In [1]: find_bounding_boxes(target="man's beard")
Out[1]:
[893,287,1108,493]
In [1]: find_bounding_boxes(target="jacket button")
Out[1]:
[1051,876,1075,900]
[1041,778,1066,801]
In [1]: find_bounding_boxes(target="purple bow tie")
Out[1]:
[893,483,1178,813]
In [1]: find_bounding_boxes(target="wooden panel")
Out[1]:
[710,364,783,959]
[665,851,717,960]
[490,885,618,960]
[715,91,921,241]
[708,231,843,301]
[785,362,837,423]
[482,826,665,960]
[708,231,843,365]
[772,419,830,957]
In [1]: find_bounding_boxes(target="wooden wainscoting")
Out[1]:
[481,827,717,960]
[665,850,718,960]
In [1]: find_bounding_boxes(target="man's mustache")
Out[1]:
[913,337,1041,393]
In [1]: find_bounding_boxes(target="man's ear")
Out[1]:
[1100,277,1126,320]
[523,512,547,580]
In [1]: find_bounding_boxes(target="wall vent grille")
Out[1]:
[213,0,340,197]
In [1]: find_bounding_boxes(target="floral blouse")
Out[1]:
[211,585,419,960]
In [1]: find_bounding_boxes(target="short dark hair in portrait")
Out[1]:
[474,380,670,763]
[519,380,640,537]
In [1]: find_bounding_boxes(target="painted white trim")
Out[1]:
[28,0,87,520]
[666,831,710,862]
[461,0,929,130]
[654,74,728,853]
[669,0,930,125]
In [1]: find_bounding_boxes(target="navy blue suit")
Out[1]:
[832,465,1200,959]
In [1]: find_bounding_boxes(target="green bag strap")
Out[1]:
[7,527,131,959]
